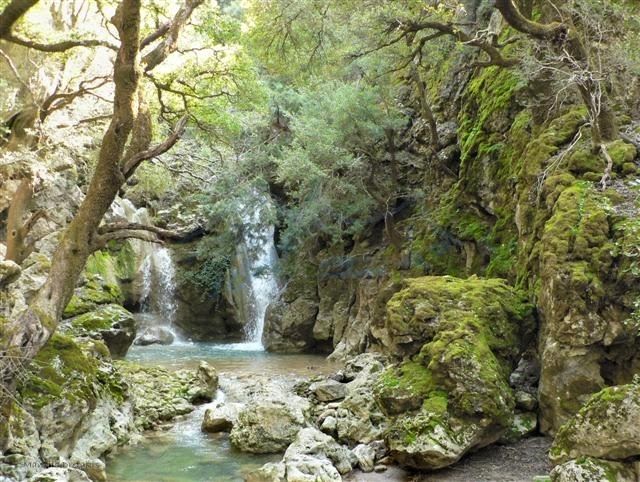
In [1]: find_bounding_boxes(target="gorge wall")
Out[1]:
[261,0,640,440]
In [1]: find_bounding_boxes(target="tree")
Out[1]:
[0,0,202,414]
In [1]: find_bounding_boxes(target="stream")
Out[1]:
[106,194,332,481]
[106,343,335,482]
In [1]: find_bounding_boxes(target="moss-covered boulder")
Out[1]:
[550,382,640,464]
[116,361,218,430]
[12,333,134,481]
[383,275,533,358]
[377,276,534,470]
[64,304,136,358]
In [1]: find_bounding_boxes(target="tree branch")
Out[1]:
[142,0,204,71]
[4,33,116,52]
[97,221,203,242]
[494,0,567,41]
[122,115,188,178]
[0,0,38,39]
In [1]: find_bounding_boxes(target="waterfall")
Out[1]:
[139,247,178,326]
[110,197,180,345]
[238,195,279,348]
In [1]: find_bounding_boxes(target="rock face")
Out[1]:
[263,297,319,353]
[550,382,640,464]
[2,333,134,482]
[63,304,136,357]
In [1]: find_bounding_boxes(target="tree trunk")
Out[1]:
[4,178,33,264]
[0,0,143,409]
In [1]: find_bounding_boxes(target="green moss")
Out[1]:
[607,139,637,170]
[70,304,134,332]
[568,146,605,175]
[17,332,131,409]
[19,333,99,408]
[385,276,533,428]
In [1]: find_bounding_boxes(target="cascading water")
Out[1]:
[139,247,178,326]
[111,198,181,345]
[235,194,279,349]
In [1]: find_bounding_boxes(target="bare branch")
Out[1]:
[142,0,204,71]
[122,115,188,178]
[4,33,116,52]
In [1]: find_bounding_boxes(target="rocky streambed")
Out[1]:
[100,343,554,482]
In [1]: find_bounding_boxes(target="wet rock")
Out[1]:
[134,325,175,346]
[550,382,640,464]
[550,457,636,482]
[310,379,347,402]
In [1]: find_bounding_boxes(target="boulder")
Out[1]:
[134,325,175,346]
[550,382,640,464]
[65,304,136,357]
[309,379,347,402]
[248,428,355,482]
[230,397,309,453]
[387,408,491,470]
[28,468,92,482]
[499,411,538,444]
[352,444,376,472]
[117,361,217,429]
[550,457,637,482]
[202,402,242,433]
[376,276,533,470]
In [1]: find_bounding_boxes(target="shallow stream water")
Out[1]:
[105,342,336,482]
